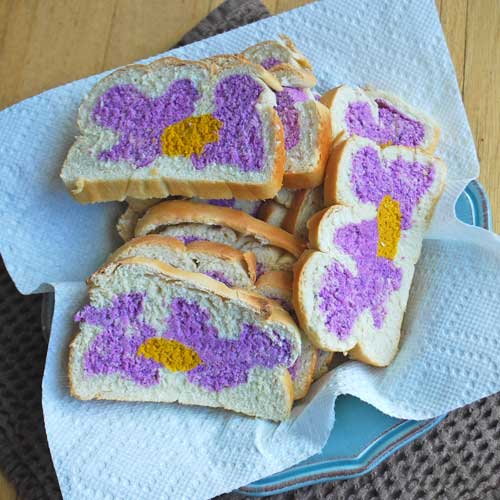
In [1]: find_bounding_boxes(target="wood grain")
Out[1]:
[439,0,468,93]
[103,0,212,68]
[0,469,17,500]
[463,0,500,232]
[0,0,498,496]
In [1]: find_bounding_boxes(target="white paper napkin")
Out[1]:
[1,0,499,498]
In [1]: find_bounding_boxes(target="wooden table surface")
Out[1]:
[0,0,498,498]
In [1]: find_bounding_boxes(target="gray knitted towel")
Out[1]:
[0,1,499,499]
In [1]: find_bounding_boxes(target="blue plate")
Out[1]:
[239,180,492,497]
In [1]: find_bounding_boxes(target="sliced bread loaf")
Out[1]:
[282,185,323,240]
[256,271,316,400]
[61,55,286,203]
[244,40,332,189]
[321,85,440,152]
[135,200,305,278]
[109,235,256,288]
[69,257,302,421]
[294,137,446,366]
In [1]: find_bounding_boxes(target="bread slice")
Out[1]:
[242,34,316,88]
[274,187,295,208]
[117,196,264,241]
[256,271,316,400]
[69,257,302,421]
[109,235,256,288]
[321,85,440,152]
[313,350,334,380]
[60,55,286,203]
[244,40,331,189]
[258,200,288,228]
[294,137,446,366]
[116,206,140,241]
[282,185,323,240]
[323,136,446,208]
[276,86,331,189]
[135,200,305,278]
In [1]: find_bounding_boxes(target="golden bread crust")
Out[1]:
[282,189,309,236]
[135,200,306,257]
[323,140,349,207]
[108,234,257,284]
[256,270,293,293]
[292,249,322,347]
[282,100,332,189]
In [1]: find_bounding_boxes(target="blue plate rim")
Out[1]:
[239,415,446,496]
[238,179,492,496]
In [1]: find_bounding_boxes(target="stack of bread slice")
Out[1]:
[64,35,446,421]
[294,88,446,367]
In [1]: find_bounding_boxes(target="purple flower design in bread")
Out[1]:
[76,294,292,391]
[75,292,160,386]
[319,147,436,339]
[275,87,309,150]
[345,99,426,147]
[92,80,199,168]
[163,298,292,391]
[319,219,403,339]
[261,57,282,70]
[92,75,266,172]
[190,75,265,172]
[351,146,435,228]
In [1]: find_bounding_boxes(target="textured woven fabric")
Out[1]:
[0,1,499,499]
[0,260,60,499]
[175,0,270,47]
[223,395,500,500]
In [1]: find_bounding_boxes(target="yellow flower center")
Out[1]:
[377,195,401,260]
[161,114,222,157]
[138,338,202,372]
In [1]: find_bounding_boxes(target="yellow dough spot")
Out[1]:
[161,114,222,157]
[137,338,202,372]
[377,195,402,260]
